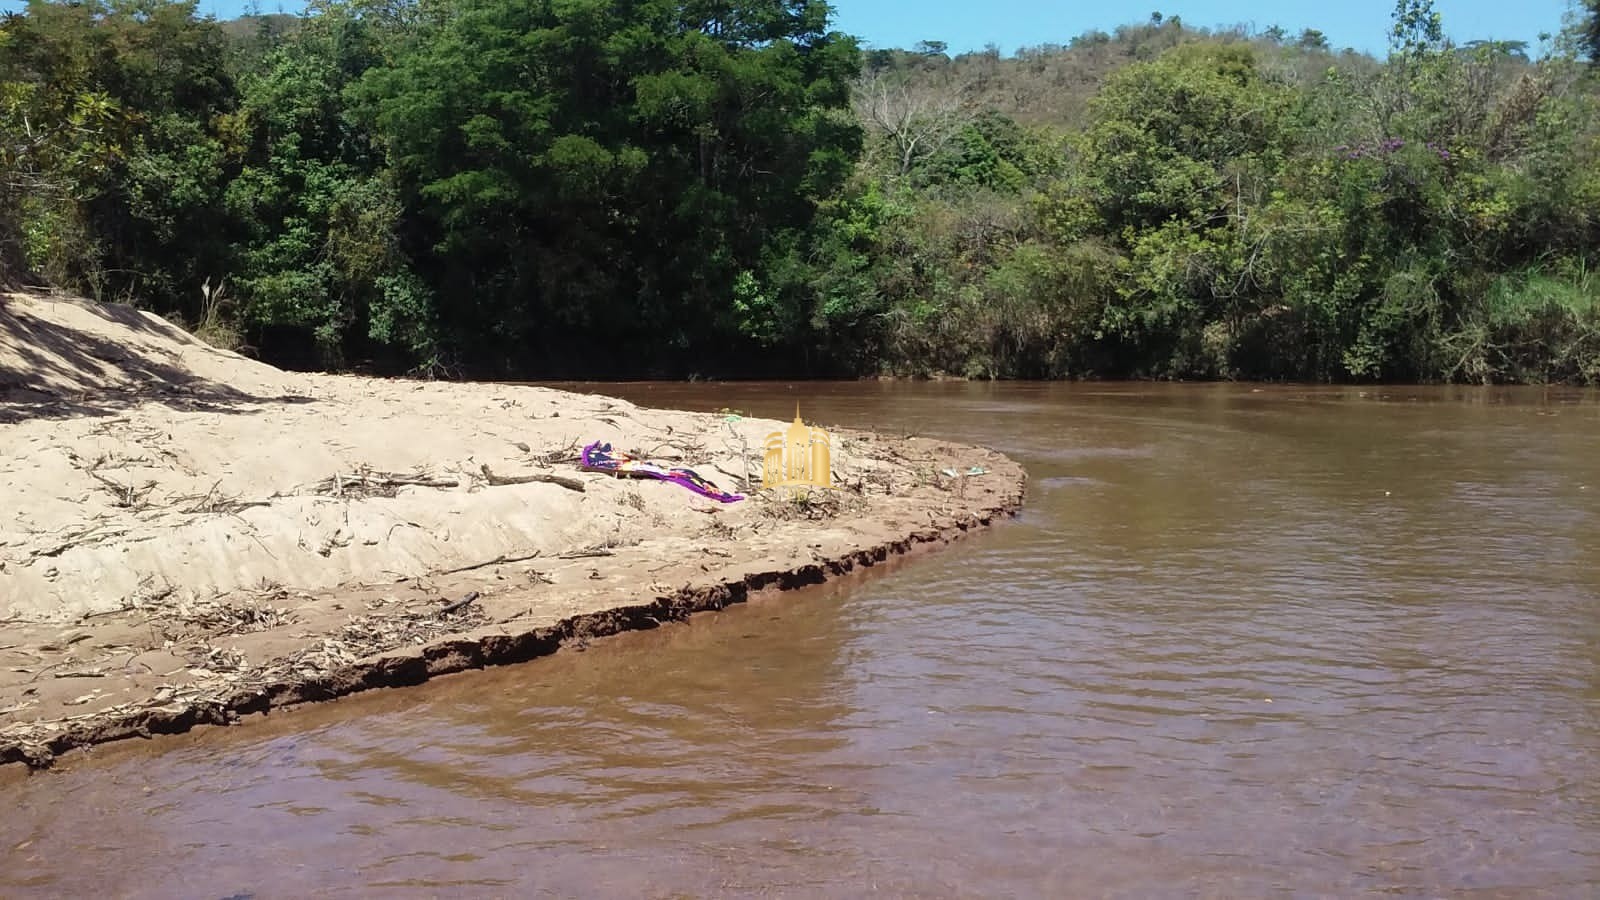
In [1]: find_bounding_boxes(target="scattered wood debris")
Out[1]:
[312,468,459,499]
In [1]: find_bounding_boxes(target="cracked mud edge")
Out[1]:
[1,477,1025,771]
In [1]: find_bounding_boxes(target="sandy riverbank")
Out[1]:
[0,291,1025,769]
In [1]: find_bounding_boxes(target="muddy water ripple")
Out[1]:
[4,383,1598,897]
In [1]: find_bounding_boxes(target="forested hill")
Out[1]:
[3,1,1599,382]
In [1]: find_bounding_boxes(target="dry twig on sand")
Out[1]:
[478,464,585,492]
[535,437,582,465]
[88,471,157,510]
[437,591,481,617]
[311,468,459,499]
[441,550,543,575]
[178,480,270,515]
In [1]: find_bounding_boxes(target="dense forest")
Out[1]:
[2,0,1599,381]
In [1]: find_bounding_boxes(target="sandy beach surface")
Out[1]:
[0,290,1025,769]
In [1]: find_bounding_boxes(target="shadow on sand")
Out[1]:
[0,291,315,423]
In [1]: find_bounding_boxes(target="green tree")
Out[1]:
[225,1,431,364]
[1389,0,1445,59]
[5,3,1596,383]
[1297,28,1329,51]
[1,0,236,316]
[355,0,861,372]
[1582,0,1600,63]
[1069,44,1298,374]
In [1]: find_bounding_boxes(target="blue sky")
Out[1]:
[831,0,1581,56]
[0,0,1583,58]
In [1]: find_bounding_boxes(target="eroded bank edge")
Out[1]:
[1,467,1026,771]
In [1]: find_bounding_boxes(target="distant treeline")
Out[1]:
[2,0,1599,382]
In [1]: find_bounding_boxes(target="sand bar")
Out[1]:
[0,291,1025,769]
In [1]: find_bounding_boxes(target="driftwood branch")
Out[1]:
[437,591,481,617]
[479,464,585,492]
[440,550,543,575]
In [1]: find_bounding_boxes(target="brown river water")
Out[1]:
[3,382,1599,898]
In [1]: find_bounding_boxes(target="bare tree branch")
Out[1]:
[852,68,975,176]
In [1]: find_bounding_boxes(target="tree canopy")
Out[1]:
[2,0,1597,382]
